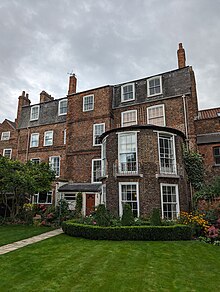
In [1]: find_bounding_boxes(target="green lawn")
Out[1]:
[0,234,219,291]
[0,225,54,246]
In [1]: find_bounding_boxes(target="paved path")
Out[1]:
[0,228,63,255]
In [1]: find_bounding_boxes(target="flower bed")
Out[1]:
[62,221,192,241]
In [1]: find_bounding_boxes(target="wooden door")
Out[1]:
[86,194,95,216]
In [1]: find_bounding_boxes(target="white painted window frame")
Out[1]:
[119,182,139,217]
[1,131,10,140]
[30,158,41,164]
[63,129,66,145]
[49,156,60,177]
[83,94,94,112]
[3,148,12,159]
[32,191,53,204]
[91,158,102,183]
[147,104,166,126]
[121,83,135,102]
[147,76,162,97]
[157,132,177,175]
[118,131,138,174]
[121,110,137,127]
[30,133,39,148]
[160,183,180,219]
[44,130,53,146]
[101,137,107,177]
[30,105,40,121]
[58,99,68,116]
[93,123,105,146]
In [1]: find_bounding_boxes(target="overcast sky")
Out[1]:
[0,0,220,122]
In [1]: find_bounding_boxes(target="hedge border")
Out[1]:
[62,221,192,241]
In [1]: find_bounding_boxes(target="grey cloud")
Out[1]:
[0,0,220,121]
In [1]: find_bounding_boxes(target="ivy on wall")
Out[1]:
[183,147,204,191]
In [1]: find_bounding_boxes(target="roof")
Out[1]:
[198,107,220,120]
[58,183,101,193]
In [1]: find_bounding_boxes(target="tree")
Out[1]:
[121,203,135,226]
[0,156,55,219]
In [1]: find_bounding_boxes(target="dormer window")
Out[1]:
[30,105,39,121]
[121,83,135,102]
[1,131,10,140]
[147,76,162,97]
[83,95,94,112]
[59,99,68,115]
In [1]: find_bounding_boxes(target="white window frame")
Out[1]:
[30,105,40,121]
[83,94,94,112]
[121,83,135,102]
[101,137,107,177]
[93,123,105,146]
[160,183,180,220]
[91,159,102,183]
[119,182,139,217]
[213,147,220,165]
[58,99,68,116]
[44,130,53,146]
[118,131,138,174]
[3,148,12,159]
[147,104,166,126]
[121,110,137,127]
[30,133,39,148]
[49,156,60,177]
[63,193,77,210]
[158,132,177,175]
[32,191,52,204]
[63,129,66,145]
[1,131,10,140]
[147,76,162,97]
[30,158,41,164]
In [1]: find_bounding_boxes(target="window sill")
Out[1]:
[213,164,220,168]
[156,173,180,179]
[116,173,143,177]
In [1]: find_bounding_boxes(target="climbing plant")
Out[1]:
[183,147,204,191]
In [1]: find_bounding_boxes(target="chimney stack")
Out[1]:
[68,74,77,95]
[177,43,186,69]
[40,91,54,103]
[16,91,31,127]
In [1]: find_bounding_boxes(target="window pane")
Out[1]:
[121,184,138,217]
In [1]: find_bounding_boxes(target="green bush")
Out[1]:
[94,204,110,226]
[150,208,162,226]
[62,221,192,241]
[75,192,83,217]
[121,204,135,226]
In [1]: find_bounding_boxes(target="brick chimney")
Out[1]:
[177,43,186,69]
[68,74,77,95]
[40,91,54,103]
[16,91,31,127]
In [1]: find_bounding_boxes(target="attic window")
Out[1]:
[121,83,135,102]
[30,105,40,121]
[59,99,68,115]
[147,76,162,97]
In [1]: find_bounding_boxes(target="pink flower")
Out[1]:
[93,221,97,225]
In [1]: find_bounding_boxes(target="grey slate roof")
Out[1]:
[112,66,192,108]
[18,98,67,129]
[197,133,220,145]
[58,183,101,192]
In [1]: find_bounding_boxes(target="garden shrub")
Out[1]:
[75,192,83,217]
[121,204,135,226]
[62,221,192,241]
[150,208,162,226]
[94,204,110,226]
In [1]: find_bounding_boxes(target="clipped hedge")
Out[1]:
[62,221,192,241]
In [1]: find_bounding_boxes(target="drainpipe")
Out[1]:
[26,127,30,161]
[182,94,189,149]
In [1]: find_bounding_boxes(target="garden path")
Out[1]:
[0,228,63,255]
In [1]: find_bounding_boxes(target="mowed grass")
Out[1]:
[0,225,54,246]
[0,234,220,292]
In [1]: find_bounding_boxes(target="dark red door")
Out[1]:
[86,194,95,216]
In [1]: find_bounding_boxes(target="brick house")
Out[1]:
[195,107,220,182]
[0,43,219,219]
